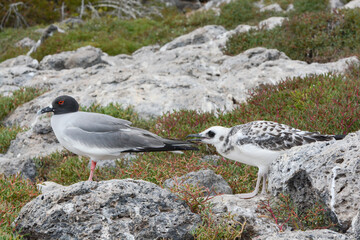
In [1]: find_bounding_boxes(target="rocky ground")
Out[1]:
[2,0,360,239]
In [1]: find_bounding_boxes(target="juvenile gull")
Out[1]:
[187,120,346,199]
[38,95,198,181]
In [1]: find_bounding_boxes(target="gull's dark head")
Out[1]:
[186,126,228,146]
[38,95,79,115]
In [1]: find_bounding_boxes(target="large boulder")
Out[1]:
[14,179,201,240]
[39,46,103,70]
[268,131,360,235]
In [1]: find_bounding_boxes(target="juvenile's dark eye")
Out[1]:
[208,131,215,138]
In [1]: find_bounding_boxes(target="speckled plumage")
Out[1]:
[224,121,335,152]
[187,120,346,199]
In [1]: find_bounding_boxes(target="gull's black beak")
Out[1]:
[186,133,205,142]
[37,106,54,115]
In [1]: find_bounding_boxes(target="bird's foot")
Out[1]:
[236,190,259,199]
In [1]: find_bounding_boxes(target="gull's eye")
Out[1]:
[58,100,64,105]
[208,131,215,138]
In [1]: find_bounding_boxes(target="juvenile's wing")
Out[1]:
[231,121,335,151]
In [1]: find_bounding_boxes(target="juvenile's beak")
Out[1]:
[186,133,206,142]
[37,106,54,115]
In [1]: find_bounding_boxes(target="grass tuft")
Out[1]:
[0,126,22,154]
[0,174,40,239]
[0,88,45,121]
[193,210,248,240]
[0,87,45,154]
[259,194,335,231]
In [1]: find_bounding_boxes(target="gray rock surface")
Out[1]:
[14,179,201,240]
[209,194,278,237]
[37,181,66,194]
[260,3,283,12]
[174,0,202,11]
[268,131,360,234]
[0,155,37,180]
[64,46,103,69]
[164,169,233,196]
[254,229,350,240]
[0,55,38,68]
[351,208,360,239]
[39,46,103,70]
[38,52,69,70]
[15,37,36,48]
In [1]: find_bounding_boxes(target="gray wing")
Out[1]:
[72,111,132,132]
[64,126,166,153]
[233,121,334,151]
[64,112,164,151]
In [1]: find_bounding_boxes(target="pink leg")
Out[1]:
[237,172,262,199]
[88,160,97,181]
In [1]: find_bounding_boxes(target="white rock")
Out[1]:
[330,0,344,9]
[233,24,257,34]
[260,3,283,12]
[286,4,294,12]
[258,17,288,30]
[341,0,360,9]
[201,0,232,10]
[15,37,36,48]
[37,181,66,194]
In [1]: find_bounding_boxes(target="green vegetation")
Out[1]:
[0,88,45,154]
[0,88,44,120]
[0,126,22,154]
[259,194,334,231]
[225,9,360,63]
[1,0,360,238]
[0,174,40,239]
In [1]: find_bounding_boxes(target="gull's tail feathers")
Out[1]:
[122,139,198,153]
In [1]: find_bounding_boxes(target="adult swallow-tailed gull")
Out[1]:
[38,95,198,181]
[187,120,346,199]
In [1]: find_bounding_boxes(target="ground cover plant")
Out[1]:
[0,174,39,239]
[259,194,335,232]
[0,88,45,153]
[225,9,360,63]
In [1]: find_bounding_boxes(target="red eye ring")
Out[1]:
[58,100,64,105]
